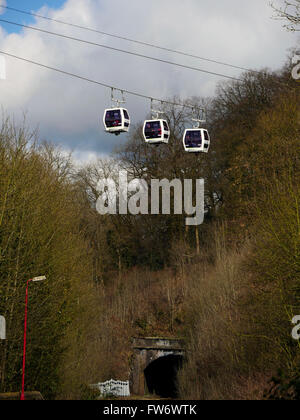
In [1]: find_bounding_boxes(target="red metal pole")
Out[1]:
[21,279,32,401]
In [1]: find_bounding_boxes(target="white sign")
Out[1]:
[0,316,5,340]
[32,276,46,282]
[0,55,6,80]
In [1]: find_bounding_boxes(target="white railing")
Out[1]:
[91,379,130,397]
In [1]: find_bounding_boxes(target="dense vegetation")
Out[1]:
[0,53,299,399]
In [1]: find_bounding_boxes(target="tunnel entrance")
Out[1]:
[144,355,183,398]
[131,337,185,396]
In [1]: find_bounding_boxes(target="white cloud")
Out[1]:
[0,0,297,157]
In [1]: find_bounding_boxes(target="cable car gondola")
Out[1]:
[143,119,170,144]
[103,107,130,136]
[183,128,210,153]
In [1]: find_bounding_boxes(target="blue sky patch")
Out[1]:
[1,0,66,33]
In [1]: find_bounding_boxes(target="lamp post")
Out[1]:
[21,276,46,401]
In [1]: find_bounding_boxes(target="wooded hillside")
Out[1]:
[0,59,299,399]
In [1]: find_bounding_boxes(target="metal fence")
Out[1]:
[90,379,130,397]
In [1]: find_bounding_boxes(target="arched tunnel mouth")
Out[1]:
[144,355,183,398]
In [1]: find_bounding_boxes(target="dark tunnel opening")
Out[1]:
[144,355,183,398]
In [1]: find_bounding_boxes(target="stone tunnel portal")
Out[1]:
[131,338,184,398]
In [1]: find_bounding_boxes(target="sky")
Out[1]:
[0,0,298,163]
[0,0,66,32]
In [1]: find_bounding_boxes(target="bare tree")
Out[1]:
[271,0,300,31]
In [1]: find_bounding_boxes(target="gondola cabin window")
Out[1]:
[105,110,122,127]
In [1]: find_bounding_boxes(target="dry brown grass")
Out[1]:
[177,225,261,400]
